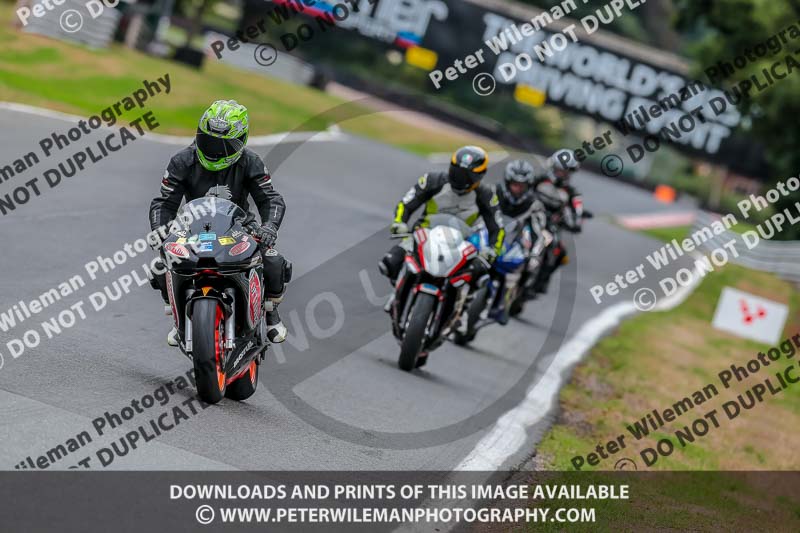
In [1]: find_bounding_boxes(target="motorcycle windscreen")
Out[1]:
[425,214,473,236]
[174,197,248,236]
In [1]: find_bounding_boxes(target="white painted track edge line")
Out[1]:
[455,255,705,472]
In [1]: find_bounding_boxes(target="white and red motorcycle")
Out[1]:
[387,215,481,371]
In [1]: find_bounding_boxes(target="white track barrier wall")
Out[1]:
[693,211,800,282]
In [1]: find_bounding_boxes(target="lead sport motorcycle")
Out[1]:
[387,215,480,371]
[162,197,270,404]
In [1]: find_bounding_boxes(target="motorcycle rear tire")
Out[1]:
[226,360,259,401]
[509,295,525,317]
[398,293,435,371]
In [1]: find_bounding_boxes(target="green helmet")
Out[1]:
[195,100,249,171]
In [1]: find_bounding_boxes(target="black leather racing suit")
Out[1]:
[496,183,546,221]
[531,174,583,291]
[496,183,548,297]
[149,145,290,300]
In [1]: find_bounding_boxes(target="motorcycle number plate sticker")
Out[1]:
[199,242,214,252]
[218,237,236,245]
[199,233,217,241]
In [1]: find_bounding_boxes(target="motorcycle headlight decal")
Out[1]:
[164,242,189,259]
[463,243,477,259]
[230,240,252,257]
[404,256,421,274]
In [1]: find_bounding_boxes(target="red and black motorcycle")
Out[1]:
[162,197,270,404]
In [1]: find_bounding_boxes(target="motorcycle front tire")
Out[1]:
[398,293,436,371]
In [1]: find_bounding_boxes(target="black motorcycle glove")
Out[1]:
[249,222,279,249]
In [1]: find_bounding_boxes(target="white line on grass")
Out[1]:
[0,102,344,146]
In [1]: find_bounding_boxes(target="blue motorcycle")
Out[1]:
[453,215,542,345]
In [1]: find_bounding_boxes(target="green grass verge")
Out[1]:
[538,264,800,471]
[528,264,800,529]
[640,220,760,244]
[0,7,499,155]
[640,224,691,243]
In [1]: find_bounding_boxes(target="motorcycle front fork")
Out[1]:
[442,283,471,335]
[183,288,236,355]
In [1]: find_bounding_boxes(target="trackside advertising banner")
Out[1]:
[415,0,751,164]
[248,0,764,173]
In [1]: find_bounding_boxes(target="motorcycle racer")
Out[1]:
[497,159,547,225]
[531,149,587,294]
[378,146,504,284]
[149,100,291,345]
[496,159,548,299]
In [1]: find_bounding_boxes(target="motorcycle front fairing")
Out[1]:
[391,221,476,348]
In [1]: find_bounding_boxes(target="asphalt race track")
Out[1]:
[0,107,697,471]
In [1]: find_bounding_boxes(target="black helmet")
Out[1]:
[547,149,579,185]
[448,146,488,195]
[501,159,535,206]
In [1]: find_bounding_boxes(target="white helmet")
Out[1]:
[546,149,579,185]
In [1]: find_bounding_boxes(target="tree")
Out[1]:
[675,0,800,238]
[526,0,680,46]
[177,0,220,48]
